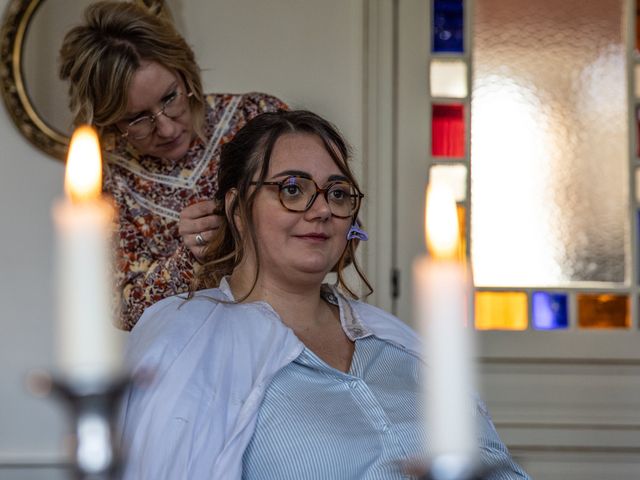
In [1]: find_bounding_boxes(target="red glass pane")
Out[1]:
[432,104,465,157]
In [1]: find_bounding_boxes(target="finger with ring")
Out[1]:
[195,233,206,246]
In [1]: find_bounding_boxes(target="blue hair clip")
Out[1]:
[347,222,369,241]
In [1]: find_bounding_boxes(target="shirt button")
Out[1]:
[349,381,358,389]
[381,424,390,432]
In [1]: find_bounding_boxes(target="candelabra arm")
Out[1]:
[414,454,513,480]
[29,371,131,480]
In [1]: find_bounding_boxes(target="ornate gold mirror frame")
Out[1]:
[0,0,67,160]
[0,0,168,161]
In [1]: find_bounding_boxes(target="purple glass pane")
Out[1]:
[532,292,569,330]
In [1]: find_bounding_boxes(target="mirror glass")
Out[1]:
[22,0,96,139]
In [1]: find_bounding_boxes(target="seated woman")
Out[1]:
[118,110,529,479]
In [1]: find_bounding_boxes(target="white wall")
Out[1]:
[0,0,68,470]
[0,0,368,477]
[169,0,365,155]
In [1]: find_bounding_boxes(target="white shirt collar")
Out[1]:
[216,276,372,340]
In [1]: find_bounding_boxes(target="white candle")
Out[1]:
[53,125,122,383]
[414,183,475,460]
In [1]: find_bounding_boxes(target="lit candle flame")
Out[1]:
[64,125,102,203]
[425,183,460,260]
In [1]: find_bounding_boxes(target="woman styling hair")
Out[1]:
[59,1,287,330]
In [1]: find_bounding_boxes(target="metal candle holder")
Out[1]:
[29,372,131,480]
[419,454,512,480]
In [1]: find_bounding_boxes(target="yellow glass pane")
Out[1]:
[475,291,528,330]
[577,294,630,329]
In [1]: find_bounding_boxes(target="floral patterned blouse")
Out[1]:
[103,92,288,330]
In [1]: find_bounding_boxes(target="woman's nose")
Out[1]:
[154,112,177,138]
[305,192,332,220]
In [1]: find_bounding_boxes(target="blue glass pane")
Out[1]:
[532,292,569,330]
[433,0,464,53]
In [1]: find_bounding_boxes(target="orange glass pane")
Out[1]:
[475,291,528,330]
[577,294,630,329]
[456,203,466,261]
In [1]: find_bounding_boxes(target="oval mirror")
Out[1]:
[0,0,167,161]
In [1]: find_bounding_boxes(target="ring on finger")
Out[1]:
[195,233,205,246]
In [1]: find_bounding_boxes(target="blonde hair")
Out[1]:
[193,110,373,300]
[58,1,205,139]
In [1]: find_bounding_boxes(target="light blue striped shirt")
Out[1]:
[242,335,424,479]
[120,281,529,479]
[242,292,530,480]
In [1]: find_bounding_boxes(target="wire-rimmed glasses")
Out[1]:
[251,175,364,218]
[120,90,193,140]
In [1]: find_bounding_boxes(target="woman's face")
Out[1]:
[248,133,353,287]
[116,61,195,161]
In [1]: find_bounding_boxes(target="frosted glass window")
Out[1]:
[431,59,467,98]
[471,0,629,287]
[429,164,467,202]
[635,64,640,99]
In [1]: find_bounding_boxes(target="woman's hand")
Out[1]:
[179,200,222,262]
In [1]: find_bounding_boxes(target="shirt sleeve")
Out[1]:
[474,395,532,479]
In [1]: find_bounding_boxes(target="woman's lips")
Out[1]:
[159,131,184,149]
[296,233,329,241]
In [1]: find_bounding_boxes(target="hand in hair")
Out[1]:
[178,200,221,262]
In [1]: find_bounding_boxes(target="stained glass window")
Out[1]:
[428,164,467,202]
[431,59,467,98]
[475,291,528,330]
[532,292,569,330]
[577,294,630,329]
[432,0,464,53]
[432,104,464,157]
[425,0,633,331]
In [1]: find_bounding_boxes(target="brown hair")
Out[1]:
[58,1,205,139]
[193,110,372,300]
